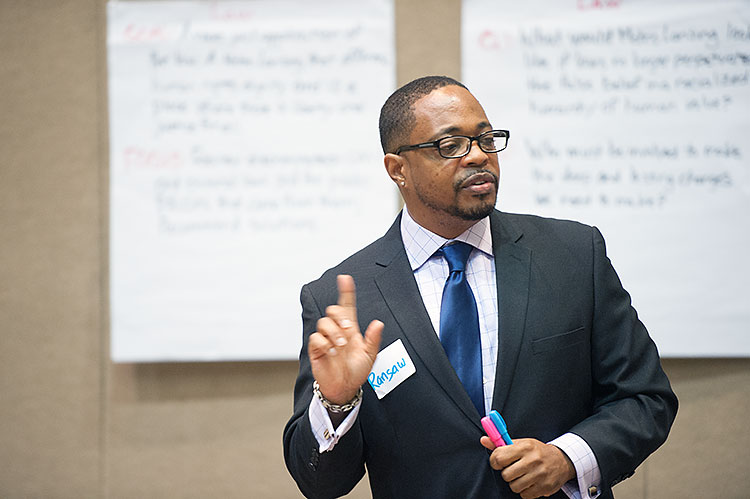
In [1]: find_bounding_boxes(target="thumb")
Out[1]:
[363,320,384,359]
[480,435,497,451]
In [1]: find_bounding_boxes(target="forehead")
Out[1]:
[410,85,491,139]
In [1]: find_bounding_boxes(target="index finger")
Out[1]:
[490,440,524,470]
[337,274,356,311]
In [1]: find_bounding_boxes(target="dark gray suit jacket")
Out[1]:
[283,210,677,498]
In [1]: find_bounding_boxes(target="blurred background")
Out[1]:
[1,1,749,497]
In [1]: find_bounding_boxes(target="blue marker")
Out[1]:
[489,410,513,445]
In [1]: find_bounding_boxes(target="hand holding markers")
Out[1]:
[481,410,513,447]
[480,411,577,498]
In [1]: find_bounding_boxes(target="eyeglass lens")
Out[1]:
[437,131,507,158]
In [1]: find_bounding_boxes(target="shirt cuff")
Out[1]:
[308,393,362,453]
[550,432,602,499]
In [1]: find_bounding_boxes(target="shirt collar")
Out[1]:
[400,205,493,271]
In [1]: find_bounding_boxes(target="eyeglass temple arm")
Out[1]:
[395,142,440,154]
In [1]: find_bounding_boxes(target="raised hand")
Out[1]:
[308,274,383,405]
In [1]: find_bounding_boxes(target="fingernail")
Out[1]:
[340,319,353,329]
[328,347,338,356]
[335,337,347,347]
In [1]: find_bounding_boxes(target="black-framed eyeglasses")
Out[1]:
[394,129,510,159]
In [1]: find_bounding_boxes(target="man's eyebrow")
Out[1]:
[434,121,492,140]
[434,126,462,138]
[431,121,493,140]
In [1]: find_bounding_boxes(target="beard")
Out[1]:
[447,168,499,220]
[413,168,499,222]
[447,199,496,220]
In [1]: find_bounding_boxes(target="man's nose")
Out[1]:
[461,138,490,165]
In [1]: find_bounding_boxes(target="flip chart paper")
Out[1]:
[463,0,750,356]
[108,0,396,361]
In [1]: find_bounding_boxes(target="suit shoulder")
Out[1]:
[499,211,595,240]
[495,211,602,265]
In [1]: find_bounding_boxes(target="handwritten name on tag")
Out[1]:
[368,339,416,399]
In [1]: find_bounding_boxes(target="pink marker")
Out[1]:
[481,416,506,447]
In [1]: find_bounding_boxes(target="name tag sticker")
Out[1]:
[368,339,416,399]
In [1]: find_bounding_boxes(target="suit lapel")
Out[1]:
[373,215,485,426]
[489,212,531,413]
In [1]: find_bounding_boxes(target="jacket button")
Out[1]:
[308,448,319,471]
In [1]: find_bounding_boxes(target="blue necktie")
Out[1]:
[438,242,484,416]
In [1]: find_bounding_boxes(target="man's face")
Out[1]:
[397,85,500,237]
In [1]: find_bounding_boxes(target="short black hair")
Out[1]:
[379,75,468,154]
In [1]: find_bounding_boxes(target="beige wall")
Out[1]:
[1,1,748,497]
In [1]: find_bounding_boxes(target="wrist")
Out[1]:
[551,444,577,483]
[313,381,363,413]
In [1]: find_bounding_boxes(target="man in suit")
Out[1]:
[283,76,677,498]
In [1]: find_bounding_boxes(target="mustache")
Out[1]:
[453,169,499,191]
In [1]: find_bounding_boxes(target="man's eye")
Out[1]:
[439,138,463,155]
[479,136,496,148]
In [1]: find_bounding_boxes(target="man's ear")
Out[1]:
[384,153,407,187]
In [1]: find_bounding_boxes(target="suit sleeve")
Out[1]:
[282,283,367,499]
[569,227,678,492]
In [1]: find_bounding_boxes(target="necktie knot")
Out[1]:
[440,241,473,273]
